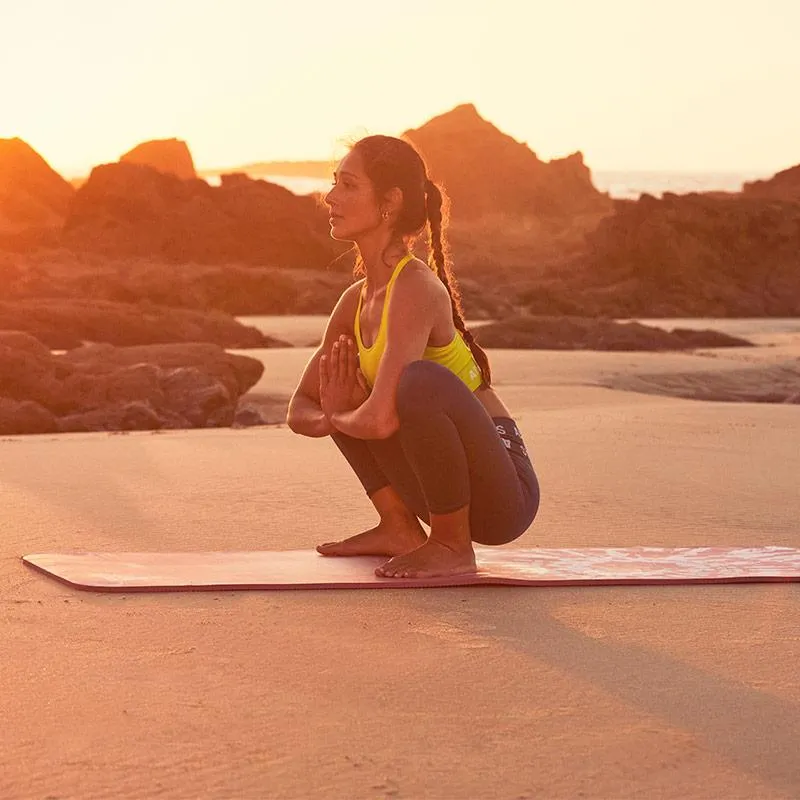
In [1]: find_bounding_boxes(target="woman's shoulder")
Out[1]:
[396,257,450,304]
[326,278,365,328]
[334,277,366,308]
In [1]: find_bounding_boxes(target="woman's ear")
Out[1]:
[384,187,403,217]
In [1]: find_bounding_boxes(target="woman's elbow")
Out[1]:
[286,410,300,434]
[371,412,400,440]
[286,411,305,436]
[285,399,301,433]
[286,399,331,438]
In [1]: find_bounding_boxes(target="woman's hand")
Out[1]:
[319,335,370,419]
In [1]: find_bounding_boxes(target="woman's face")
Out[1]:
[324,150,382,241]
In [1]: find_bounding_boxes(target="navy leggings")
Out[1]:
[331,360,540,545]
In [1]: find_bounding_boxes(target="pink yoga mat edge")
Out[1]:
[21,546,800,593]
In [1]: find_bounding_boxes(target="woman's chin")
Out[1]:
[329,224,357,242]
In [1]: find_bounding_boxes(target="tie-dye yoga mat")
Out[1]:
[22,546,800,592]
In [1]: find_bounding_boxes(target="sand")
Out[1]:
[2,319,799,799]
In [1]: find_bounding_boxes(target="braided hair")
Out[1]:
[351,135,492,387]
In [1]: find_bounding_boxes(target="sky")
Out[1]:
[2,0,800,177]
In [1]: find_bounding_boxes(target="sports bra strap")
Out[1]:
[379,253,415,328]
[355,253,415,347]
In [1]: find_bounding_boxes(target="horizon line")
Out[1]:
[58,162,782,181]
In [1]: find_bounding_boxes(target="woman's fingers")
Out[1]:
[338,335,350,380]
[346,337,357,381]
[330,340,341,384]
[356,368,370,395]
[319,353,329,388]
[325,336,358,391]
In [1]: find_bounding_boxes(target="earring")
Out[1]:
[382,211,389,220]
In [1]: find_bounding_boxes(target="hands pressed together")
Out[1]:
[319,334,370,420]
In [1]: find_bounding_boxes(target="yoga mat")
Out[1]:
[21,546,800,592]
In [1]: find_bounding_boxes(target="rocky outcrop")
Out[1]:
[576,192,800,317]
[472,316,752,350]
[0,249,516,319]
[0,297,279,349]
[403,104,612,221]
[0,138,75,244]
[0,397,58,435]
[120,138,197,180]
[742,164,800,201]
[0,332,264,434]
[63,163,340,268]
[512,191,800,319]
[603,363,800,404]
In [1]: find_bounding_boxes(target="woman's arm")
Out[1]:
[286,282,363,438]
[286,376,334,437]
[330,267,442,440]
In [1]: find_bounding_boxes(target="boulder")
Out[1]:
[0,298,272,349]
[0,337,265,434]
[63,162,340,268]
[0,251,353,317]
[0,138,75,243]
[0,336,60,404]
[58,402,168,433]
[55,362,164,415]
[603,363,800,404]
[160,366,235,427]
[403,104,612,221]
[576,192,800,316]
[472,316,753,350]
[120,138,197,180]
[0,398,58,435]
[0,330,53,358]
[742,164,800,201]
[61,342,263,396]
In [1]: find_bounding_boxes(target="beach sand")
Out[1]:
[2,320,799,799]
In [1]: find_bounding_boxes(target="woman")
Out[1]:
[287,135,539,578]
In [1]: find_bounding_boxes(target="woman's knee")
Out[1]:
[396,360,454,420]
[472,480,540,546]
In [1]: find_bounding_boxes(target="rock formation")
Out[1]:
[602,362,800,404]
[63,163,340,268]
[403,104,612,221]
[579,192,800,316]
[513,190,800,318]
[0,297,279,349]
[0,248,520,319]
[0,138,75,244]
[742,164,800,200]
[120,138,197,180]
[0,332,264,435]
[472,316,752,350]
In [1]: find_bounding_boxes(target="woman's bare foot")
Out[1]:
[375,539,477,578]
[316,517,427,557]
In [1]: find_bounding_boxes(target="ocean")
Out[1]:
[204,169,772,200]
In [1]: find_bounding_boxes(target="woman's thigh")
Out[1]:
[396,361,539,544]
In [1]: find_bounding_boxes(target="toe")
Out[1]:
[376,559,398,577]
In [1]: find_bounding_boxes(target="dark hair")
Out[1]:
[351,135,492,387]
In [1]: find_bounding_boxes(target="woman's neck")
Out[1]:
[355,233,408,291]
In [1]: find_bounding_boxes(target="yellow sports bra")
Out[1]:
[354,253,483,391]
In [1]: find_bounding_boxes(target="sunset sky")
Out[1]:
[2,0,799,177]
